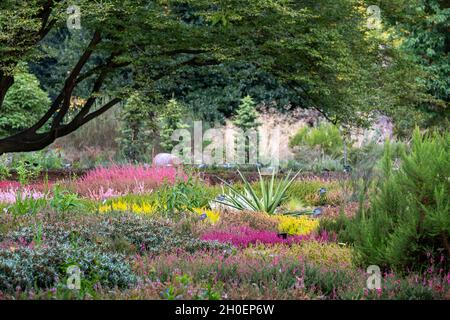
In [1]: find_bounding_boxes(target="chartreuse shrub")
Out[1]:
[349,129,449,271]
[276,215,319,236]
[98,198,156,215]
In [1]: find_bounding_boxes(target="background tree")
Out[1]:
[117,92,155,163]
[367,0,449,133]
[0,0,432,154]
[232,95,260,163]
[0,64,50,137]
[233,95,260,132]
[158,98,189,152]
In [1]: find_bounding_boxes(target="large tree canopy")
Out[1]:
[0,0,426,154]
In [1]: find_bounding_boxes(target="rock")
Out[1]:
[152,153,182,167]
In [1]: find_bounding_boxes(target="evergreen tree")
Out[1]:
[232,95,261,164]
[159,98,188,152]
[117,93,156,163]
[233,95,260,132]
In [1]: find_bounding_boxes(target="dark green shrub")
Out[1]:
[83,213,230,254]
[0,65,50,137]
[319,209,354,243]
[2,213,229,256]
[0,243,136,293]
[159,98,189,152]
[117,92,156,162]
[349,129,450,270]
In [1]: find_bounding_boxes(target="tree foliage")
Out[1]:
[0,65,50,137]
[117,92,155,162]
[232,95,260,132]
[0,0,435,153]
[159,98,189,152]
[367,0,449,132]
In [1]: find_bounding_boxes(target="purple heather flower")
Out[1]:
[200,226,333,247]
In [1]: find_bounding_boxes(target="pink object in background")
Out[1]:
[152,153,182,167]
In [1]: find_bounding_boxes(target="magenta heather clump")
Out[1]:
[76,165,187,198]
[200,226,335,247]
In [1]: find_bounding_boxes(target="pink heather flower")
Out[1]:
[76,165,186,197]
[87,186,123,201]
[0,188,46,204]
[0,180,21,190]
[200,226,334,247]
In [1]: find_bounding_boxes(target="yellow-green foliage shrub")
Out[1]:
[276,215,319,236]
[244,242,354,269]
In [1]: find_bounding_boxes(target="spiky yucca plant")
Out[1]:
[215,169,300,215]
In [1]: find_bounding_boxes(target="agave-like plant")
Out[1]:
[214,168,300,215]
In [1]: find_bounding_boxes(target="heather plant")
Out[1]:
[322,202,359,220]
[200,226,335,247]
[134,249,355,299]
[348,129,450,271]
[0,243,136,294]
[75,165,186,198]
[0,212,230,267]
[318,209,354,244]
[276,215,319,236]
[98,199,156,215]
[66,213,231,255]
[213,209,279,232]
[304,188,345,207]
[285,179,340,206]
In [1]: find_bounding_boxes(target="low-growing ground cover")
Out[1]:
[0,132,449,300]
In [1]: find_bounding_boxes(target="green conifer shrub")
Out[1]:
[159,98,189,152]
[349,129,449,271]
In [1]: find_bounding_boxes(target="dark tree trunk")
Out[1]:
[0,74,14,108]
[0,97,121,155]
